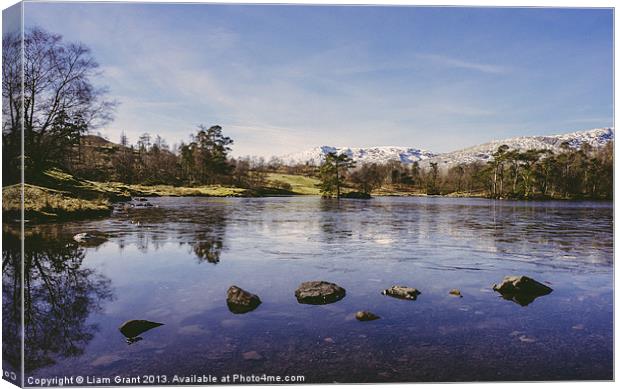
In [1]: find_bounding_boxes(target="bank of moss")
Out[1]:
[2,184,113,221]
[3,170,322,222]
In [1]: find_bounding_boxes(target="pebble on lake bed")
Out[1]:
[242,351,263,361]
[382,285,421,300]
[355,311,380,321]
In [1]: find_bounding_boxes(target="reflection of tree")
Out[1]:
[2,226,113,373]
[115,204,227,263]
[192,231,224,264]
[318,200,355,242]
[189,207,227,264]
[2,227,22,377]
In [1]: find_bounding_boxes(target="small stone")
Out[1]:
[295,281,346,304]
[518,335,536,343]
[226,286,261,314]
[382,285,421,300]
[73,232,108,247]
[242,351,263,360]
[449,289,463,297]
[119,320,164,344]
[324,337,335,344]
[355,311,380,321]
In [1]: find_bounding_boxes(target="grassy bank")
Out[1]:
[2,170,325,221]
[2,184,113,221]
[266,173,322,195]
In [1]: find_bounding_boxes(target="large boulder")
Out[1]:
[295,281,346,304]
[382,285,421,300]
[492,276,552,306]
[227,286,261,314]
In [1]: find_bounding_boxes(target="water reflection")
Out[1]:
[111,201,228,264]
[2,226,22,378]
[4,197,613,382]
[2,225,114,373]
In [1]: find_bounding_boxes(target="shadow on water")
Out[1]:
[2,225,114,374]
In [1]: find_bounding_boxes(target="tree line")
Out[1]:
[1,27,271,190]
[68,125,280,189]
[315,142,613,200]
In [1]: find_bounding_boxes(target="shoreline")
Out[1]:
[3,183,611,224]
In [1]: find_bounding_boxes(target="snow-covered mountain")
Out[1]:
[281,146,437,165]
[422,127,614,169]
[280,128,613,167]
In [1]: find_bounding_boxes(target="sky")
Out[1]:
[20,2,614,157]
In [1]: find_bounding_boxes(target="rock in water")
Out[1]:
[492,276,553,306]
[295,281,346,304]
[382,285,421,300]
[73,232,108,247]
[355,311,380,321]
[226,286,262,314]
[119,320,164,344]
[449,289,463,297]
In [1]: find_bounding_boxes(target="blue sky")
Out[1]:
[23,3,613,157]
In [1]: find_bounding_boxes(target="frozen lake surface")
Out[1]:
[3,196,613,383]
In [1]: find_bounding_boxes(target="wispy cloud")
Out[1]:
[25,3,612,157]
[417,53,509,75]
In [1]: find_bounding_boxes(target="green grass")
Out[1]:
[3,170,329,222]
[39,168,251,198]
[39,168,132,201]
[93,182,249,197]
[3,184,112,220]
[266,173,321,195]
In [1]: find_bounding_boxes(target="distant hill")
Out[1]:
[280,127,614,168]
[281,146,436,165]
[421,127,614,169]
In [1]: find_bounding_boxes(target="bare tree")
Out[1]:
[2,27,116,179]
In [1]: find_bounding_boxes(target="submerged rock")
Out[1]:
[226,286,261,314]
[119,320,164,344]
[492,276,552,306]
[295,281,346,304]
[355,311,380,321]
[382,285,421,300]
[242,351,263,361]
[449,289,463,298]
[73,232,108,247]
